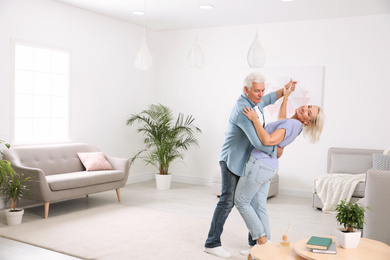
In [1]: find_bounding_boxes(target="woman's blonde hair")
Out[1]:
[302,106,324,143]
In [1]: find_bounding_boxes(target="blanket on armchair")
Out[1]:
[314,173,366,213]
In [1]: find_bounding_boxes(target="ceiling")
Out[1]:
[54,0,390,31]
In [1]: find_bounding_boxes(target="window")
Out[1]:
[13,42,70,144]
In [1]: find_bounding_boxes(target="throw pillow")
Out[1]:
[77,152,113,171]
[372,154,390,171]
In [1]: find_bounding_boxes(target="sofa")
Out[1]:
[212,170,279,198]
[3,143,130,218]
[312,147,383,209]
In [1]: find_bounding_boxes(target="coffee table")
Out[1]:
[294,236,390,259]
[250,243,305,260]
[250,236,390,260]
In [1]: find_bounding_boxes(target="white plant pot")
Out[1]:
[155,174,172,190]
[5,208,24,226]
[335,228,361,249]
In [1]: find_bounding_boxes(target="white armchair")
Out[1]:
[363,169,390,245]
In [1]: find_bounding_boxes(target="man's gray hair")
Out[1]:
[242,72,265,93]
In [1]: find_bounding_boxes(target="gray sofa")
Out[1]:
[312,147,383,209]
[212,170,279,198]
[4,143,130,218]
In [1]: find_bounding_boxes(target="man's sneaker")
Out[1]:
[239,248,251,257]
[240,245,253,257]
[204,246,231,258]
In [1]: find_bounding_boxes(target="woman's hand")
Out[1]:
[243,106,258,122]
[283,79,297,97]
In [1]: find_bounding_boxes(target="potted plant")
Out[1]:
[0,139,30,225]
[127,104,202,190]
[335,198,369,249]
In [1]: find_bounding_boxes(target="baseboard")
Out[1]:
[127,174,212,186]
[279,188,312,198]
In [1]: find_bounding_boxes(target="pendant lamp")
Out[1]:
[188,0,205,68]
[247,30,266,68]
[188,35,205,68]
[135,36,152,70]
[135,1,152,70]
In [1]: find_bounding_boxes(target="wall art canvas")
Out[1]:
[236,66,324,123]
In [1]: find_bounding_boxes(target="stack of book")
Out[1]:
[306,236,337,254]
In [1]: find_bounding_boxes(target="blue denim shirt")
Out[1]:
[219,92,277,177]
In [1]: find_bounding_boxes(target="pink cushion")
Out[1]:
[77,152,113,171]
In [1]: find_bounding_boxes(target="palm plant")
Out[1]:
[127,104,202,175]
[1,171,30,212]
[1,139,30,211]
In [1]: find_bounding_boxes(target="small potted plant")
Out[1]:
[1,139,30,225]
[335,198,369,249]
[127,104,201,190]
[1,168,30,226]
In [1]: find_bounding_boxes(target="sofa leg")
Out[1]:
[116,188,121,202]
[44,202,50,219]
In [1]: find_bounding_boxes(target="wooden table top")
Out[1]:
[250,243,305,260]
[250,236,390,260]
[294,236,390,260]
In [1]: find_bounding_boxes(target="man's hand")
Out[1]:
[243,106,258,122]
[283,79,297,98]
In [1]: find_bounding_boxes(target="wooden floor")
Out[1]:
[0,180,337,259]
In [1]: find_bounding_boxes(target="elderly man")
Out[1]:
[204,72,284,258]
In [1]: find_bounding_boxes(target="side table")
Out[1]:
[294,236,390,260]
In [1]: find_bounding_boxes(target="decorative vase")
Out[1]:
[5,208,24,226]
[335,228,361,249]
[155,174,172,190]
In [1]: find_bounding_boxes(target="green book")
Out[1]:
[306,236,332,250]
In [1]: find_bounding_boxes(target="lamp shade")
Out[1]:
[135,37,152,70]
[247,31,266,68]
[188,35,205,68]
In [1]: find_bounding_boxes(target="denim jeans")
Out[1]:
[204,161,241,248]
[234,155,277,241]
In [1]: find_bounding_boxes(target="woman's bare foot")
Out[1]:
[256,235,269,245]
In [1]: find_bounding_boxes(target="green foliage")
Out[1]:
[0,139,30,211]
[1,171,30,211]
[0,139,11,190]
[0,139,10,157]
[127,104,202,175]
[335,199,369,232]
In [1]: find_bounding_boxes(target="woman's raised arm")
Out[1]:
[278,79,296,120]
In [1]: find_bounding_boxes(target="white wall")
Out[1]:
[1,0,390,197]
[0,0,157,178]
[153,15,390,196]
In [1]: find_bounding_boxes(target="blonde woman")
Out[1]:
[235,82,324,256]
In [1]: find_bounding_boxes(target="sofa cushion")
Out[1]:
[46,170,124,191]
[329,154,373,174]
[352,182,365,198]
[372,154,390,171]
[77,152,113,171]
